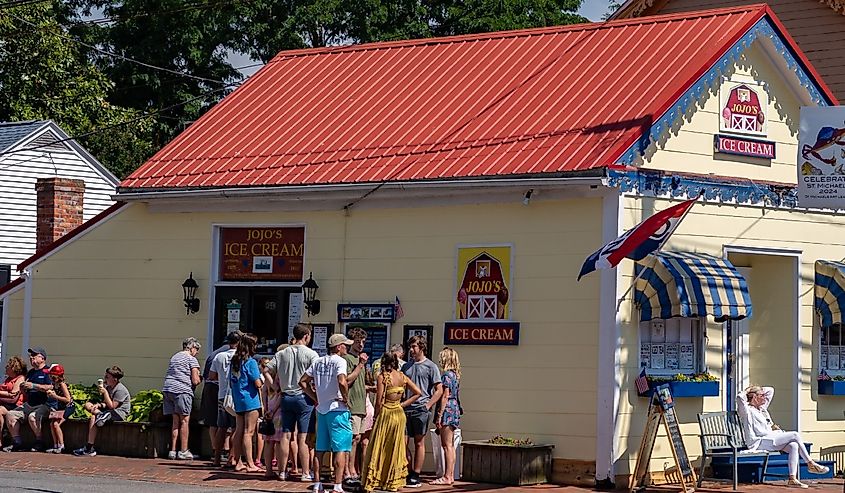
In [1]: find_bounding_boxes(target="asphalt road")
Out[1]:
[0,470,239,492]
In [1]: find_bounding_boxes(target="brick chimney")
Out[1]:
[35,177,85,250]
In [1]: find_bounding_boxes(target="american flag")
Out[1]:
[394,296,405,320]
[635,368,650,395]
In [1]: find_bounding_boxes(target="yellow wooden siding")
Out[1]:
[15,197,606,462]
[639,45,804,184]
[617,195,845,474]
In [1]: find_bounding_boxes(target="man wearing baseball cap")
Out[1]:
[299,333,354,493]
[3,347,53,452]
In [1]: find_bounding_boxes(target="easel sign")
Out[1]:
[630,384,696,493]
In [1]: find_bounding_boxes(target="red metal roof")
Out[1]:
[121,5,812,191]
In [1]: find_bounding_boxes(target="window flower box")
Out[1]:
[817,380,845,395]
[638,379,720,398]
[462,440,554,485]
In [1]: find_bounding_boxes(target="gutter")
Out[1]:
[114,175,607,201]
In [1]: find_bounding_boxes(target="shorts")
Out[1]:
[9,403,51,422]
[316,410,352,452]
[217,400,236,429]
[281,393,315,433]
[350,414,365,435]
[162,392,193,416]
[94,410,123,427]
[200,383,219,426]
[405,407,431,437]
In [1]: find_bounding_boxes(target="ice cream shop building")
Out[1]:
[5,4,845,485]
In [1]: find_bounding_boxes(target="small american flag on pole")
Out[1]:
[635,368,650,395]
[394,296,405,320]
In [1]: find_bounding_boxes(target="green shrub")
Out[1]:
[127,390,164,423]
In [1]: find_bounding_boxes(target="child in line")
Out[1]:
[255,357,270,468]
[45,364,72,454]
[261,357,283,478]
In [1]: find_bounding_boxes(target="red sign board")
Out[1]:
[219,227,304,281]
[714,134,775,159]
[443,321,520,346]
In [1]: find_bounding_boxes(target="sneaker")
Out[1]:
[73,447,97,457]
[7,443,25,452]
[406,477,422,488]
[46,446,64,454]
[177,449,197,460]
[168,450,178,460]
[787,479,809,489]
[809,462,830,474]
[313,482,324,493]
[30,442,46,452]
[301,473,315,482]
[1,444,13,453]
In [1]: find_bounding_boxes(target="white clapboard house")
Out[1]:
[0,120,117,286]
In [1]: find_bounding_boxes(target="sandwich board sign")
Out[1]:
[629,384,696,492]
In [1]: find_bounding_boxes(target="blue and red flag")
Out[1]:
[577,196,699,280]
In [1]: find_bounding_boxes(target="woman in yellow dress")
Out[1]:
[363,351,422,492]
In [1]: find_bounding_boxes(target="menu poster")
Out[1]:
[665,343,679,370]
[651,344,665,369]
[287,292,303,341]
[820,348,828,370]
[829,346,840,370]
[839,346,845,371]
[312,325,329,356]
[640,343,651,368]
[679,343,695,370]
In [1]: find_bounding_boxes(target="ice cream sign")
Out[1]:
[720,82,767,136]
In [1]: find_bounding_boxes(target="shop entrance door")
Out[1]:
[726,267,751,411]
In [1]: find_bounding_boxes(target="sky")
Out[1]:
[579,0,612,21]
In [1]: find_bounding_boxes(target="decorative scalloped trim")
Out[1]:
[820,0,845,15]
[618,18,829,166]
[606,167,799,208]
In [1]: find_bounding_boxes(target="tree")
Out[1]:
[0,1,154,178]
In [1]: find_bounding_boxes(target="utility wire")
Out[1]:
[0,84,236,158]
[79,0,238,25]
[6,11,228,85]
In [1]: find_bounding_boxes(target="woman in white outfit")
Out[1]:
[736,386,829,488]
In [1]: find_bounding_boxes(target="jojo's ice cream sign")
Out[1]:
[715,81,775,159]
[720,82,766,136]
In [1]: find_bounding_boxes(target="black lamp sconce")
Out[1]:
[302,272,320,316]
[182,272,200,315]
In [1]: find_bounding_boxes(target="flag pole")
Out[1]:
[614,190,704,312]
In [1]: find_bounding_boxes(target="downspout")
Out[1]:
[595,188,623,484]
[21,268,32,355]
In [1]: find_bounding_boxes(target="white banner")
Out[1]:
[798,106,845,209]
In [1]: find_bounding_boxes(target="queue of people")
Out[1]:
[195,325,463,493]
[0,327,463,493]
[0,347,131,457]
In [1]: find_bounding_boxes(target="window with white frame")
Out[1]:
[819,324,845,376]
[639,318,705,375]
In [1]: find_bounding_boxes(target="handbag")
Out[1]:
[223,369,238,417]
[258,418,275,436]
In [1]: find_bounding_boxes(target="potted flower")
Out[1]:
[462,435,554,485]
[638,372,720,398]
[817,371,845,395]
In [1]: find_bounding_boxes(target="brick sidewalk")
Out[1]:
[0,451,842,492]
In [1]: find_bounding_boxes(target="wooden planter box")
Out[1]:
[22,420,172,458]
[462,440,553,485]
[817,380,845,395]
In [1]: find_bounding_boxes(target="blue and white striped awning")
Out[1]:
[634,251,752,322]
[814,260,845,328]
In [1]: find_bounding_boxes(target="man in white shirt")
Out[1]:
[208,332,241,468]
[300,333,353,493]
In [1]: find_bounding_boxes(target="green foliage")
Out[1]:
[489,434,534,446]
[67,383,101,420]
[648,372,719,383]
[0,1,154,178]
[126,390,164,423]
